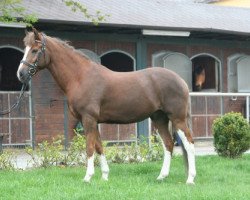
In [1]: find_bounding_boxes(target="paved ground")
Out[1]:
[7,140,249,170]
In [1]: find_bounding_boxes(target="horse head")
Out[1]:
[17,28,49,83]
[194,66,205,91]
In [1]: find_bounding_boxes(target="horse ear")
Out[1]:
[32,27,40,41]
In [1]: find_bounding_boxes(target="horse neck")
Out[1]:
[45,38,90,94]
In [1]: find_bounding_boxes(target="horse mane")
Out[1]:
[24,32,90,61]
[53,37,90,60]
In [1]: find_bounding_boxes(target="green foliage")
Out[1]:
[0,0,37,26]
[0,0,108,26]
[0,150,15,170]
[104,134,163,164]
[61,131,86,166]
[24,130,163,168]
[212,112,250,158]
[26,133,87,168]
[26,136,64,168]
[62,0,110,25]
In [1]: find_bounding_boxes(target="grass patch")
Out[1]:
[0,155,250,200]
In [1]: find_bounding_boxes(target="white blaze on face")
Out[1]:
[17,46,31,80]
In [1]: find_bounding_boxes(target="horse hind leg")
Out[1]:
[151,112,174,181]
[95,132,109,181]
[174,120,196,184]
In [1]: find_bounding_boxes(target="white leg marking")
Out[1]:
[17,46,30,80]
[177,129,196,185]
[100,154,109,181]
[157,136,171,180]
[83,155,95,183]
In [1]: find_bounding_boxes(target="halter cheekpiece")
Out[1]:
[20,33,46,77]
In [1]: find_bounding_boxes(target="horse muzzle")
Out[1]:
[17,65,31,83]
[195,84,202,91]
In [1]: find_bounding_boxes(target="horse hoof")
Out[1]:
[102,174,109,181]
[83,176,92,183]
[186,181,195,185]
[83,179,90,183]
[156,175,167,181]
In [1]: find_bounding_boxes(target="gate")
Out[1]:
[0,91,32,147]
[190,92,250,139]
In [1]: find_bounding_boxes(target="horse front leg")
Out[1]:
[82,116,98,183]
[82,116,110,182]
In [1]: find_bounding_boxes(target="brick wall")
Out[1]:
[1,34,250,144]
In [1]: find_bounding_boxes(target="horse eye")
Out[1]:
[31,49,38,54]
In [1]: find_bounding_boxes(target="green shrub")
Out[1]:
[25,131,164,168]
[105,134,163,164]
[26,136,64,168]
[212,112,250,158]
[62,131,86,166]
[26,133,87,168]
[0,150,15,170]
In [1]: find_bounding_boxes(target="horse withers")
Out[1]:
[17,28,196,184]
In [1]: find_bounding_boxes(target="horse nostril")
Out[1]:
[19,71,24,78]
[195,85,202,91]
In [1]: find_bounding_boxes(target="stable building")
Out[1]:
[0,0,250,147]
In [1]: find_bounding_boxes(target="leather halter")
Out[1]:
[20,33,46,76]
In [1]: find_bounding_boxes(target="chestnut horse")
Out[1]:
[193,65,205,91]
[17,28,196,184]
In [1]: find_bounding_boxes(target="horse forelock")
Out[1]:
[23,32,36,47]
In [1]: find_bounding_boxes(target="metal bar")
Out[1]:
[190,92,250,97]
[0,91,30,94]
[0,136,3,154]
[0,91,32,147]
[8,93,11,144]
[63,97,69,149]
[205,96,208,137]
[246,96,249,123]
[2,143,32,147]
[117,124,120,141]
[104,139,138,144]
[29,85,33,149]
[0,117,32,120]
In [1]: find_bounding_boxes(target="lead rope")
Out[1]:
[0,83,28,116]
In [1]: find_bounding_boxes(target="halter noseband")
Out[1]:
[21,33,46,77]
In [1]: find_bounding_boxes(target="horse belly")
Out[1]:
[99,93,157,124]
